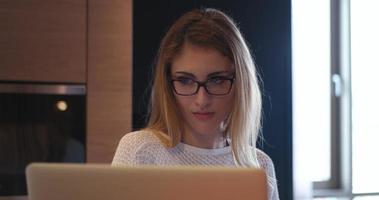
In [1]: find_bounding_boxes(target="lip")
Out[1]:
[192,112,215,120]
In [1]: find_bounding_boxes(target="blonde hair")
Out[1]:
[146,8,262,168]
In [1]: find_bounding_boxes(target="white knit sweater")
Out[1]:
[112,130,279,200]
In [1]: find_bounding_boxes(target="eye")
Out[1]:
[175,77,195,85]
[208,76,227,84]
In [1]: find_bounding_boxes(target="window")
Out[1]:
[292,0,332,185]
[292,0,379,199]
[350,0,379,195]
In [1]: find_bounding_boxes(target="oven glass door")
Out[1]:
[0,86,86,196]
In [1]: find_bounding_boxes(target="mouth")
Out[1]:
[192,112,215,120]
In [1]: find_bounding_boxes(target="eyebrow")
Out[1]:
[173,70,232,78]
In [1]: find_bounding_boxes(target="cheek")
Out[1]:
[222,90,235,113]
[174,96,190,112]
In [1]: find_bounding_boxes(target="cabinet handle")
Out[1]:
[0,83,86,95]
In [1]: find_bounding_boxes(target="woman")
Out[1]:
[112,8,279,200]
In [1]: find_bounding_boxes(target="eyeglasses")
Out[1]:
[170,76,235,96]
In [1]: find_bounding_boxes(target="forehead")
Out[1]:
[171,42,233,77]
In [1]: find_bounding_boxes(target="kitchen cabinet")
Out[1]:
[0,0,86,83]
[86,0,133,162]
[0,0,132,163]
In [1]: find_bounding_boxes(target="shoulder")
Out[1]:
[256,149,280,200]
[112,130,165,165]
[256,149,274,169]
[119,130,162,146]
[256,149,276,179]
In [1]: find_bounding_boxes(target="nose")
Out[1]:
[194,86,211,109]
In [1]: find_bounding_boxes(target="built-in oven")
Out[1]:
[0,83,86,197]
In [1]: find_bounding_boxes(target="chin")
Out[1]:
[191,125,220,136]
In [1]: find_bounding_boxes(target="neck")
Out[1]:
[182,130,227,149]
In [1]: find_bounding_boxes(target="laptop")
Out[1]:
[26,163,268,200]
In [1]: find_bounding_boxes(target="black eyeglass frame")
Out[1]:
[170,77,235,96]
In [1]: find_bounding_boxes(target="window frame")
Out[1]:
[313,0,379,199]
[312,0,352,197]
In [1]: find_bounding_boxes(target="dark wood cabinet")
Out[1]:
[0,0,133,163]
[86,0,133,163]
[0,0,86,83]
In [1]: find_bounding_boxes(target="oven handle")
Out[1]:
[0,83,86,95]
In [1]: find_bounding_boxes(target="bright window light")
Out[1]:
[351,0,379,194]
[292,0,331,185]
[354,196,379,200]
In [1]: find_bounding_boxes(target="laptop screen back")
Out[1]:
[26,163,268,200]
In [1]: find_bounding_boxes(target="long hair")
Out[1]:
[147,8,262,168]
